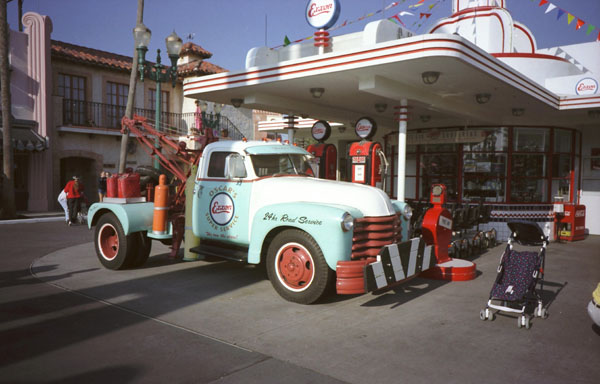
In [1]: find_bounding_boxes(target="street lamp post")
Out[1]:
[133,23,183,169]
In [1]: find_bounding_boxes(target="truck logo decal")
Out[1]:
[209,192,235,226]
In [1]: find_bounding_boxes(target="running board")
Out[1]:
[189,244,248,262]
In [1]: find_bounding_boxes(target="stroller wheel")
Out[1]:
[537,307,548,319]
[480,309,486,321]
[518,315,530,329]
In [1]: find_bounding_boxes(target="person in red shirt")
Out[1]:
[64,176,85,226]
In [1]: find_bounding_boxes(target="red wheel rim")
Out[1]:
[275,242,314,292]
[98,223,119,260]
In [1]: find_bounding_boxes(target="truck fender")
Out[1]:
[87,202,154,235]
[248,203,362,270]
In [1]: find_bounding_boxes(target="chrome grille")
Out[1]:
[351,214,402,259]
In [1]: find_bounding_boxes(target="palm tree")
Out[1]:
[0,0,16,219]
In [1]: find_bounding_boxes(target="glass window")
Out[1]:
[420,154,458,176]
[149,89,170,113]
[552,154,571,178]
[420,153,458,200]
[463,153,506,202]
[513,127,549,152]
[511,154,546,177]
[554,129,572,153]
[58,74,86,125]
[463,128,508,152]
[106,82,129,128]
[250,154,314,177]
[510,179,547,203]
[551,179,570,200]
[207,151,235,178]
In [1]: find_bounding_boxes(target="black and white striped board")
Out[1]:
[364,238,435,292]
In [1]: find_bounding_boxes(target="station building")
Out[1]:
[183,0,600,240]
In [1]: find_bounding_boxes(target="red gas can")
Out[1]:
[117,173,141,198]
[106,175,119,198]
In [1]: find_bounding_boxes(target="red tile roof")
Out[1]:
[180,42,212,59]
[51,40,226,76]
[177,60,227,76]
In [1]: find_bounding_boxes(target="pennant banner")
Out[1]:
[530,1,598,43]
[273,0,445,49]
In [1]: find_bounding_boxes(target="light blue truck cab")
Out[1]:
[88,140,429,304]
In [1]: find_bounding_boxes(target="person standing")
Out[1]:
[57,189,69,223]
[64,176,85,226]
[98,171,108,202]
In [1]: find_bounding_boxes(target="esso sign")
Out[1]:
[306,0,341,30]
[355,117,377,140]
[311,120,331,141]
[209,192,235,226]
[575,77,598,95]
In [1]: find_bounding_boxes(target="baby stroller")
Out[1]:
[77,202,88,225]
[480,220,548,329]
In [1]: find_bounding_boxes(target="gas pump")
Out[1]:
[306,120,337,180]
[420,184,477,281]
[347,117,389,190]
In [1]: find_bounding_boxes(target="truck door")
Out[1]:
[194,150,251,245]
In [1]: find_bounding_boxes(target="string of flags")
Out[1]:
[277,0,600,49]
[532,0,600,42]
[276,0,446,48]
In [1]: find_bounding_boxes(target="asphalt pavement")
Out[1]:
[0,220,599,383]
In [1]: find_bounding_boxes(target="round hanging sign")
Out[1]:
[575,77,598,95]
[311,120,331,142]
[305,0,341,30]
[355,117,377,140]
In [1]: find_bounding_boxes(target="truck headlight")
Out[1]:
[402,205,413,220]
[341,212,354,232]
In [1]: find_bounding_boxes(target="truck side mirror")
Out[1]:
[225,154,247,179]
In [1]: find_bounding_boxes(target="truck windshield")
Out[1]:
[250,154,315,177]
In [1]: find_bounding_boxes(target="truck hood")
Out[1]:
[251,177,395,218]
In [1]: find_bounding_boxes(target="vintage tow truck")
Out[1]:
[88,116,434,304]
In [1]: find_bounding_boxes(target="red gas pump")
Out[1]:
[306,120,337,180]
[421,184,453,264]
[347,117,388,189]
[420,184,477,281]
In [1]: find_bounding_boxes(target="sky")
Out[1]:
[7,0,600,71]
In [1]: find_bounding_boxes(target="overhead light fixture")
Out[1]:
[475,93,491,104]
[512,108,524,117]
[420,115,431,123]
[375,103,387,113]
[421,71,440,85]
[231,98,243,108]
[310,87,325,98]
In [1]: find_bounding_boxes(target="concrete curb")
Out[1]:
[0,216,66,225]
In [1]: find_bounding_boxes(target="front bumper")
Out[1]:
[336,237,434,294]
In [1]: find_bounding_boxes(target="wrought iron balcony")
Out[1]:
[61,99,244,139]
